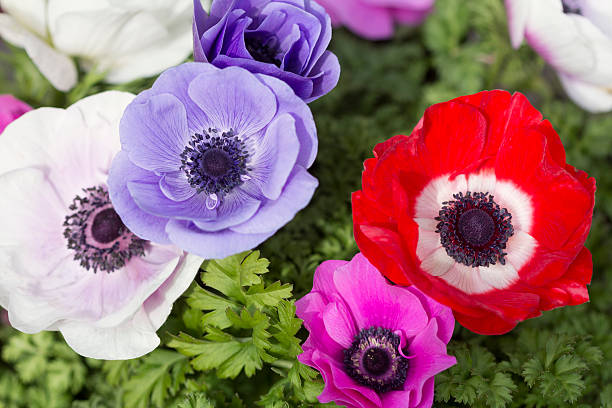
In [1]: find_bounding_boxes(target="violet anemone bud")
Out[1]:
[296,253,456,408]
[192,0,340,102]
[108,63,319,260]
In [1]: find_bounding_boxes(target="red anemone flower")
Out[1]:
[352,90,595,335]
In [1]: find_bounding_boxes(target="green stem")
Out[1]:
[271,359,294,370]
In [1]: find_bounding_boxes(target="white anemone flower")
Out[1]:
[505,0,612,113]
[0,91,203,360]
[0,0,196,91]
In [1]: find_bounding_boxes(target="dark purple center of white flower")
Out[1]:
[562,0,582,14]
[63,186,146,273]
[436,191,514,268]
[343,327,408,393]
[180,128,251,201]
[245,33,282,67]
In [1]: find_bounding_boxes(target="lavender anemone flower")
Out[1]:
[192,0,340,102]
[0,92,204,359]
[108,63,318,260]
[296,254,456,408]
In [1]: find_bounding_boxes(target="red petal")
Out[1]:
[418,101,487,177]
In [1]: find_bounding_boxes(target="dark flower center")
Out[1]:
[562,0,582,14]
[91,208,125,244]
[245,33,282,67]
[63,186,146,273]
[436,191,514,268]
[180,128,250,202]
[343,327,408,394]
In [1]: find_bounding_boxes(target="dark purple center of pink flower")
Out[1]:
[245,33,282,67]
[180,128,250,196]
[91,208,125,244]
[436,191,514,268]
[63,186,146,273]
[562,0,582,14]
[343,327,408,394]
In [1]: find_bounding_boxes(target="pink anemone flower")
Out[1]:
[296,253,456,408]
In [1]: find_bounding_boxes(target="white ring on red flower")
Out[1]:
[414,171,538,294]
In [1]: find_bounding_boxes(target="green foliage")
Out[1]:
[1,0,612,407]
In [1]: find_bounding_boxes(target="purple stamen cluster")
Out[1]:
[245,34,282,67]
[180,128,250,196]
[436,191,514,268]
[343,327,409,393]
[63,186,146,273]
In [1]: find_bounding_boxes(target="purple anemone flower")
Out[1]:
[192,0,341,102]
[296,253,456,408]
[109,63,318,260]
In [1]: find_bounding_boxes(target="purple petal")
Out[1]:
[250,113,301,200]
[193,190,261,232]
[120,93,188,173]
[333,253,429,336]
[322,300,357,349]
[108,151,171,244]
[381,390,412,407]
[165,219,274,259]
[308,50,341,102]
[127,179,216,220]
[256,74,317,167]
[159,171,195,202]
[405,285,455,343]
[148,63,216,133]
[187,67,277,136]
[230,166,318,234]
[193,0,208,62]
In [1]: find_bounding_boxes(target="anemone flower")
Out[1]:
[0,91,203,359]
[296,253,456,408]
[192,0,340,102]
[108,63,318,260]
[0,94,31,133]
[353,90,595,335]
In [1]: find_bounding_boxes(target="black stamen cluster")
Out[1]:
[245,35,282,67]
[180,128,250,196]
[436,191,514,268]
[63,186,146,273]
[343,327,409,394]
[562,0,582,14]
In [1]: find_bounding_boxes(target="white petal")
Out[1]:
[59,308,160,360]
[1,0,48,38]
[414,174,467,219]
[420,247,455,277]
[440,263,495,294]
[559,72,612,113]
[144,253,204,329]
[580,0,612,38]
[505,0,532,48]
[467,171,497,194]
[478,262,519,291]
[494,179,533,234]
[0,14,77,91]
[416,228,442,261]
[506,230,538,271]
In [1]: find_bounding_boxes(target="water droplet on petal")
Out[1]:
[206,193,219,210]
[241,174,252,181]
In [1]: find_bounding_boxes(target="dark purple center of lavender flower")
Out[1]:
[562,0,582,14]
[245,33,282,67]
[436,191,514,268]
[180,128,250,195]
[63,186,146,273]
[343,327,408,394]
